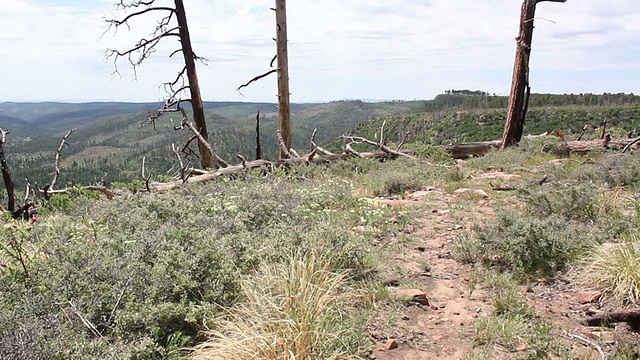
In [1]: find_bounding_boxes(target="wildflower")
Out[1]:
[0,263,7,268]
[31,215,38,223]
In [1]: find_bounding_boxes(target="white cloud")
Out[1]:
[0,0,638,103]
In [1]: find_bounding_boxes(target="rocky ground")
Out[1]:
[364,172,640,360]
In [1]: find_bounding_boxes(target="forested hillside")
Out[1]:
[0,99,425,189]
[350,92,640,146]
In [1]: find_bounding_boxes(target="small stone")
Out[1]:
[576,291,602,304]
[432,335,444,341]
[453,188,490,199]
[415,246,426,252]
[408,190,430,199]
[385,339,398,350]
[395,289,429,305]
[382,277,400,287]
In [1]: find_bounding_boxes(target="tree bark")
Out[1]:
[275,0,292,160]
[256,112,262,160]
[0,129,15,213]
[586,309,640,328]
[151,148,417,192]
[501,0,567,149]
[174,0,213,169]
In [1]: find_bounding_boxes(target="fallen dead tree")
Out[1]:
[440,134,640,159]
[1,128,116,219]
[440,141,502,159]
[150,148,416,192]
[585,309,640,328]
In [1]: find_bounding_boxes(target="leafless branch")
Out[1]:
[171,143,187,181]
[309,128,318,150]
[44,129,76,199]
[68,300,103,339]
[277,130,292,159]
[338,134,416,159]
[622,136,640,153]
[141,156,151,192]
[236,154,247,168]
[566,333,605,360]
[237,69,277,92]
[344,143,365,158]
[311,141,334,155]
[379,120,386,147]
[307,149,318,162]
[167,107,228,168]
[396,132,411,151]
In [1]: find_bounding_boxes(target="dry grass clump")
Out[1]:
[190,251,364,360]
[577,235,640,307]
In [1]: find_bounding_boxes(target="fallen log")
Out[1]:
[150,149,417,192]
[440,141,502,159]
[440,136,640,159]
[585,309,640,328]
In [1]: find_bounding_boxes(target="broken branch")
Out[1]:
[44,129,76,199]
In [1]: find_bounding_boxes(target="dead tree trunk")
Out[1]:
[174,0,213,169]
[275,0,292,160]
[586,309,640,328]
[0,128,15,214]
[256,112,262,160]
[501,0,567,149]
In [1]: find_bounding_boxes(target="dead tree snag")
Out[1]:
[275,0,292,160]
[105,0,213,169]
[238,1,292,160]
[0,128,16,214]
[501,0,567,149]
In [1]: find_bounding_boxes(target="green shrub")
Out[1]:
[454,212,596,278]
[0,176,387,359]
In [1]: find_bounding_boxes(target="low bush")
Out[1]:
[454,211,596,278]
[0,174,392,359]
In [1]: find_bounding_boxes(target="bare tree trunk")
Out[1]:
[256,111,262,160]
[0,129,15,214]
[275,0,292,160]
[174,0,213,169]
[501,0,567,149]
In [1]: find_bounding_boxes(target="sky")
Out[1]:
[0,0,638,103]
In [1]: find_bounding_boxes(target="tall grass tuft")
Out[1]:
[577,235,640,307]
[190,251,365,360]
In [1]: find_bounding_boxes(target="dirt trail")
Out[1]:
[366,182,639,360]
[368,188,494,359]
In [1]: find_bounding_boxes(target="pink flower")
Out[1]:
[31,215,38,223]
[6,239,15,245]
[0,263,7,268]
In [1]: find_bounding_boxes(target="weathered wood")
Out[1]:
[585,309,640,328]
[566,137,640,154]
[440,141,502,159]
[150,149,417,192]
[501,0,567,149]
[0,128,15,213]
[442,136,640,159]
[275,0,291,160]
[175,0,213,169]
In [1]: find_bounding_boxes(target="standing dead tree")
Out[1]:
[104,0,214,169]
[237,0,292,160]
[0,128,16,215]
[501,0,567,149]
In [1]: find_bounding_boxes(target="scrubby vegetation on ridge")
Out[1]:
[0,156,447,359]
